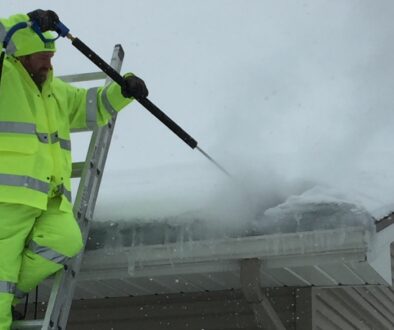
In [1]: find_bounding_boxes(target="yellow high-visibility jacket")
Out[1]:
[0,53,131,212]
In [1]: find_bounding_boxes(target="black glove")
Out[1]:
[121,74,149,99]
[27,9,59,32]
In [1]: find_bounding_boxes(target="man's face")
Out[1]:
[19,51,54,88]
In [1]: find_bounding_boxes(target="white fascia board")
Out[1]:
[128,227,367,263]
[125,227,375,283]
[80,225,393,287]
[367,223,394,285]
[128,227,370,265]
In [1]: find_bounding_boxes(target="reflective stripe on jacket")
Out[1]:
[0,55,131,212]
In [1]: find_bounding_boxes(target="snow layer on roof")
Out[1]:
[86,180,376,251]
[88,160,379,237]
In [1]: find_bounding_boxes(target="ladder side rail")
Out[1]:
[43,44,124,330]
[50,119,118,326]
[54,126,113,329]
[40,271,63,329]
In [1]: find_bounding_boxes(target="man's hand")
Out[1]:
[121,74,149,99]
[27,9,59,32]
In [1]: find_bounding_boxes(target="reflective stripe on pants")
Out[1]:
[0,281,15,295]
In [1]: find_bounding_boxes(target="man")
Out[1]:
[0,9,148,329]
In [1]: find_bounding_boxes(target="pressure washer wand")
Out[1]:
[64,33,231,178]
[22,19,229,176]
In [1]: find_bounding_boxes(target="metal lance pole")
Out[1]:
[65,33,231,178]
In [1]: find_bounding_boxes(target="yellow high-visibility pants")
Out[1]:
[0,197,83,330]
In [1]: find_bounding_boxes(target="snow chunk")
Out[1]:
[256,185,375,234]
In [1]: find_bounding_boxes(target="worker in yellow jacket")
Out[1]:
[0,9,148,329]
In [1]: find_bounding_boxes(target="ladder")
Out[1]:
[12,44,125,330]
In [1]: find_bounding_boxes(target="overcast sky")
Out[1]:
[2,1,394,222]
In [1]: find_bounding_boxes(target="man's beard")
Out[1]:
[31,70,48,88]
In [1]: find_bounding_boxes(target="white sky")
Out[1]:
[3,1,394,223]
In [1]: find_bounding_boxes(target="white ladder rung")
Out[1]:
[12,319,44,330]
[57,71,106,83]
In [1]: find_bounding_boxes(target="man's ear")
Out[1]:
[17,55,32,67]
[17,56,33,77]
[17,55,27,64]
